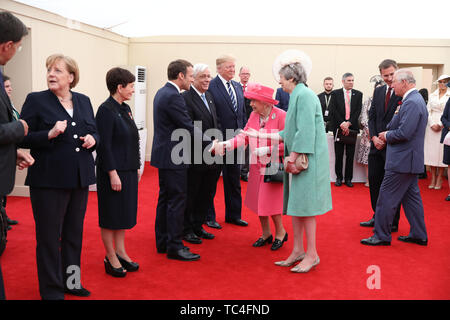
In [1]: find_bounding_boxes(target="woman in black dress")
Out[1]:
[96,67,140,277]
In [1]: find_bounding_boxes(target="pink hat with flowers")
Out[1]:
[244,82,279,105]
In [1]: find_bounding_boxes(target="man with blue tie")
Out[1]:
[208,54,248,227]
[181,63,222,244]
[361,69,428,246]
[151,59,214,261]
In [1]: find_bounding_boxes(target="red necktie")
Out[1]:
[385,87,392,112]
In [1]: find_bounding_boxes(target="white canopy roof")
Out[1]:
[12,0,450,39]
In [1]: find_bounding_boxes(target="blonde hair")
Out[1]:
[46,54,80,88]
[216,54,236,68]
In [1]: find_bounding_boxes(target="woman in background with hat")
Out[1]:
[424,74,450,190]
[243,51,332,273]
[216,83,288,251]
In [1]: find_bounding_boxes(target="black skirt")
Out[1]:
[443,145,450,165]
[97,169,138,230]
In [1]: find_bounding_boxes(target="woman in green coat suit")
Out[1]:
[244,61,332,273]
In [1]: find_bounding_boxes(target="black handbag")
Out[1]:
[264,158,284,183]
[335,128,358,144]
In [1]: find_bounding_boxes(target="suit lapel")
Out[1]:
[191,89,213,124]
[0,87,13,121]
[215,76,236,114]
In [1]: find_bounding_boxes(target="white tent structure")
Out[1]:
[12,0,450,39]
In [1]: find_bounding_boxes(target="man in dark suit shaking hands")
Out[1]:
[0,11,33,300]
[361,69,428,246]
[208,55,248,227]
[151,59,215,261]
[330,73,363,187]
[181,63,222,244]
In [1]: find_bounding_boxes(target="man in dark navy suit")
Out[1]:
[361,69,428,246]
[207,55,248,227]
[360,59,402,231]
[0,11,32,301]
[151,59,214,261]
[181,63,222,244]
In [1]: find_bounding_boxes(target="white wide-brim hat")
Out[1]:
[272,49,313,83]
[436,74,450,83]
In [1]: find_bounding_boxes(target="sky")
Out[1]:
[11,0,450,39]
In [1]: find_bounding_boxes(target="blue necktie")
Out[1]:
[226,81,237,112]
[201,93,210,113]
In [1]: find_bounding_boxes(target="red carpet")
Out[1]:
[1,162,449,300]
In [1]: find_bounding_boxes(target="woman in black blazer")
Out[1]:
[441,99,450,201]
[20,54,98,300]
[95,67,140,277]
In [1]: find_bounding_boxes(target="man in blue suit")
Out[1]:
[151,59,214,261]
[207,54,248,227]
[361,69,428,246]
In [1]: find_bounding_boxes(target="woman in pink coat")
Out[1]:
[219,83,287,250]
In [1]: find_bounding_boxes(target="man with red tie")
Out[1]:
[360,59,402,230]
[329,73,363,187]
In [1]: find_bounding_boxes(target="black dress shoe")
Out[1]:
[64,286,91,297]
[345,180,354,187]
[6,217,18,225]
[360,218,375,227]
[225,218,248,227]
[205,221,222,229]
[252,235,273,247]
[271,233,288,251]
[167,248,200,261]
[446,195,450,201]
[183,233,202,244]
[335,179,342,187]
[116,254,139,272]
[397,235,428,246]
[104,256,127,277]
[240,175,248,182]
[360,236,390,246]
[195,228,215,240]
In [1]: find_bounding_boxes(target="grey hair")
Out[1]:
[193,63,209,78]
[395,69,416,84]
[279,62,307,84]
[342,72,354,80]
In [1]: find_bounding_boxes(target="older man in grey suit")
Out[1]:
[361,69,428,246]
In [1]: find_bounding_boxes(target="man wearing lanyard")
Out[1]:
[318,77,334,132]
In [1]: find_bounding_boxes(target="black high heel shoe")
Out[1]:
[116,253,139,272]
[252,235,273,247]
[104,256,127,277]
[271,233,288,251]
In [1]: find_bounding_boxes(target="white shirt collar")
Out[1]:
[343,88,352,94]
[218,73,232,86]
[191,84,204,97]
[403,88,417,100]
[168,81,181,93]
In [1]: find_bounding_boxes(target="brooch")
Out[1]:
[271,113,276,120]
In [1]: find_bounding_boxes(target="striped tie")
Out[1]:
[226,81,237,112]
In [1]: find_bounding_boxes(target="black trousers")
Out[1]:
[155,169,187,254]
[222,163,243,221]
[30,187,89,300]
[240,146,250,177]
[368,152,400,226]
[334,141,356,182]
[184,167,221,235]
